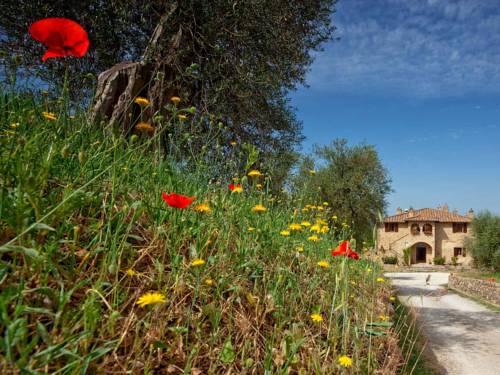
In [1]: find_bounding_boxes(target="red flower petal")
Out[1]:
[228,183,235,191]
[29,18,89,61]
[331,240,350,256]
[162,192,195,209]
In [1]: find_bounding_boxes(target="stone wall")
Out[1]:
[449,274,500,306]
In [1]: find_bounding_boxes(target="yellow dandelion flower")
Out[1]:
[42,111,57,121]
[135,122,154,134]
[204,278,215,286]
[317,260,330,268]
[191,259,206,267]
[323,202,329,206]
[178,114,188,121]
[280,230,291,236]
[230,140,237,146]
[338,355,352,368]
[317,206,324,211]
[248,170,262,177]
[251,204,267,213]
[126,268,137,276]
[308,235,320,242]
[302,208,310,213]
[316,219,327,225]
[376,277,385,283]
[256,183,263,189]
[310,313,323,322]
[10,122,20,129]
[136,292,166,308]
[367,268,372,273]
[332,215,338,220]
[389,296,396,301]
[170,96,181,105]
[232,185,243,193]
[134,97,150,106]
[288,223,302,231]
[309,170,316,175]
[310,224,321,233]
[320,225,329,234]
[248,227,255,232]
[301,221,311,227]
[193,203,212,214]
[379,314,389,321]
[296,246,304,252]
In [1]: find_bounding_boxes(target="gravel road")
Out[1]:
[385,272,500,375]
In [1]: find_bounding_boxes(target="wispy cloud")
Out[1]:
[308,0,500,98]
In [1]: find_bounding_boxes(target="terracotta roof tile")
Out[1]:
[384,208,471,223]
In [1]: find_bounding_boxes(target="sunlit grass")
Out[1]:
[0,91,402,373]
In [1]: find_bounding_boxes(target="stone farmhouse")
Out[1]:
[377,205,474,265]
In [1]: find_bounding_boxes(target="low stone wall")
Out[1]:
[449,274,500,306]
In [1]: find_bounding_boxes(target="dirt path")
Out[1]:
[385,272,500,375]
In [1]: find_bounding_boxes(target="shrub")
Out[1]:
[382,256,398,265]
[469,211,500,271]
[403,247,412,266]
[451,256,459,266]
[433,256,445,265]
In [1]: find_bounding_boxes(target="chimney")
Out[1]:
[442,203,449,212]
[467,208,474,219]
[396,207,402,215]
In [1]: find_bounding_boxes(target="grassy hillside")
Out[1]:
[0,93,401,373]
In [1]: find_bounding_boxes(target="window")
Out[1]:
[384,223,398,232]
[454,247,466,257]
[452,223,467,233]
[410,223,420,235]
[423,223,432,235]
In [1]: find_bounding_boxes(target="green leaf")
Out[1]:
[32,223,55,232]
[364,329,386,336]
[220,339,236,363]
[366,321,393,327]
[0,245,41,259]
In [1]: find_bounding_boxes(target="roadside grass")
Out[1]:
[458,271,500,282]
[392,301,443,375]
[1,91,405,373]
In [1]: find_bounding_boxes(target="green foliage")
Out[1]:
[468,211,500,271]
[403,248,412,266]
[451,256,459,267]
[0,92,399,373]
[433,256,445,265]
[1,0,337,182]
[292,139,392,243]
[382,256,398,265]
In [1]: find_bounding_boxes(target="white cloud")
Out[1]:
[306,0,500,98]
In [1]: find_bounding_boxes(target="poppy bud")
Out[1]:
[130,134,138,143]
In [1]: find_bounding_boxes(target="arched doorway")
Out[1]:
[411,242,432,264]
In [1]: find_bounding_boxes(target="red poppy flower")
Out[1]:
[331,241,360,260]
[29,18,89,61]
[228,183,241,191]
[162,192,195,209]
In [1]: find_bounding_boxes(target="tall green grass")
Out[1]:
[1,91,402,373]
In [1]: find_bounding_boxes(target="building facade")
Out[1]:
[377,205,474,265]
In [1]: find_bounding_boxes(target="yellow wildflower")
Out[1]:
[193,203,212,214]
[204,278,215,286]
[316,219,327,226]
[310,313,323,322]
[389,296,396,301]
[42,111,57,121]
[332,215,338,220]
[280,230,291,236]
[135,122,154,134]
[126,268,137,277]
[320,225,329,234]
[317,206,324,211]
[338,355,352,368]
[310,224,321,233]
[323,202,329,206]
[251,204,267,213]
[170,96,181,105]
[301,221,311,227]
[10,122,20,129]
[379,314,389,321]
[134,97,150,106]
[191,259,206,267]
[136,292,166,308]
[178,114,187,121]
[308,235,320,242]
[296,246,304,252]
[317,260,330,268]
[248,169,262,177]
[248,227,255,232]
[376,277,385,283]
[256,183,263,189]
[302,208,310,213]
[230,140,237,146]
[288,223,302,231]
[309,170,316,175]
[232,185,243,193]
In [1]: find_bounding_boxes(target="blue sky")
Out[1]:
[290,0,500,215]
